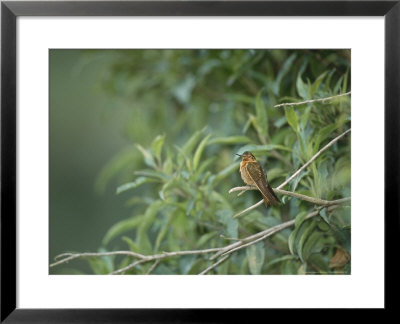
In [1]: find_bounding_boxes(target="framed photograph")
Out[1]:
[1,0,398,321]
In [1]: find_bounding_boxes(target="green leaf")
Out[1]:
[215,208,238,239]
[172,74,196,104]
[296,73,309,99]
[121,236,140,252]
[217,209,233,223]
[297,263,307,274]
[232,94,255,105]
[343,67,350,93]
[208,136,251,146]
[310,71,328,95]
[102,215,145,245]
[137,232,153,255]
[162,155,174,175]
[264,167,285,182]
[137,200,163,236]
[226,217,239,239]
[319,208,330,224]
[246,242,265,275]
[174,145,192,171]
[196,156,217,175]
[187,259,208,275]
[186,198,196,216]
[308,254,330,273]
[273,53,297,95]
[158,178,180,200]
[243,114,255,134]
[301,231,324,261]
[134,170,170,181]
[94,146,137,195]
[151,134,165,163]
[217,256,230,274]
[198,59,221,76]
[125,196,152,207]
[88,255,113,274]
[297,221,317,262]
[334,75,344,94]
[182,127,207,156]
[285,107,299,133]
[295,211,309,228]
[273,116,287,129]
[116,177,155,194]
[210,191,231,209]
[254,88,268,137]
[179,255,197,274]
[281,259,299,274]
[136,200,164,253]
[155,218,170,252]
[288,211,308,255]
[314,124,338,152]
[193,133,212,171]
[300,106,312,130]
[212,162,240,185]
[237,143,291,155]
[290,170,309,192]
[135,144,156,168]
[265,255,296,270]
[197,231,218,248]
[153,264,175,275]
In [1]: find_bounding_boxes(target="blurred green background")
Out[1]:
[50,49,351,275]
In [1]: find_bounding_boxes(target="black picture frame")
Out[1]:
[1,0,398,322]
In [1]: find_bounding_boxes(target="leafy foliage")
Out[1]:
[71,50,351,274]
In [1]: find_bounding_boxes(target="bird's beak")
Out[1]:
[235,153,242,157]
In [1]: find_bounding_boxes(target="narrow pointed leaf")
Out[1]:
[247,242,265,275]
[193,133,212,171]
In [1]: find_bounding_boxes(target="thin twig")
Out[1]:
[50,247,222,269]
[229,186,351,207]
[112,259,147,275]
[233,200,265,218]
[199,255,230,275]
[146,259,161,275]
[50,251,145,268]
[221,206,336,257]
[274,91,351,108]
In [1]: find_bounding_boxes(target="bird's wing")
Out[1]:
[245,162,265,182]
[246,162,280,205]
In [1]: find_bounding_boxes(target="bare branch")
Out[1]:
[50,251,145,268]
[229,186,351,207]
[112,259,147,275]
[146,259,161,275]
[50,247,222,269]
[274,91,351,108]
[199,255,230,275]
[233,199,265,218]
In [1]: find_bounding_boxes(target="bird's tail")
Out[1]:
[262,185,280,206]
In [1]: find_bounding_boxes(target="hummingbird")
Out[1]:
[236,151,280,206]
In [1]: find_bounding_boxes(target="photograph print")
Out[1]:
[49,49,351,275]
